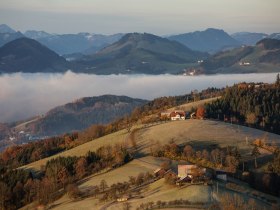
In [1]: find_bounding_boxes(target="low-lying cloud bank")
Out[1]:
[0,71,278,123]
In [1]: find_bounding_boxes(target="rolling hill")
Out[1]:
[0,38,69,73]
[22,119,280,172]
[168,28,241,53]
[201,38,280,74]
[20,95,148,136]
[76,33,208,74]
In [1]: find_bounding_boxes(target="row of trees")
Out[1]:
[150,141,240,173]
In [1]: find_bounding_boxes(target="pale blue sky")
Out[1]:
[0,0,279,35]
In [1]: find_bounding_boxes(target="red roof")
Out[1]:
[170,111,185,117]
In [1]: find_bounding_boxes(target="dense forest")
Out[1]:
[205,74,280,134]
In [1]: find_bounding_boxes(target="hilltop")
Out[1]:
[0,38,69,73]
[76,33,208,74]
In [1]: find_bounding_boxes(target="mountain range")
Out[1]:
[0,24,280,74]
[25,32,124,55]
[75,33,208,74]
[2,24,280,55]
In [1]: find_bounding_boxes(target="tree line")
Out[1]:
[150,141,240,173]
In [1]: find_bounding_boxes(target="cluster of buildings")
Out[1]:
[161,110,196,121]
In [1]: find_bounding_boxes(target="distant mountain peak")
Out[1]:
[0,24,16,33]
[24,30,52,39]
[168,28,240,53]
[119,32,161,43]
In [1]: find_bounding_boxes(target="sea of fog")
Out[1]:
[0,71,278,123]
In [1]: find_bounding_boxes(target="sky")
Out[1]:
[0,0,279,35]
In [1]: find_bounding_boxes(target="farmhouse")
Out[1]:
[160,110,186,120]
[170,111,185,121]
[117,195,130,202]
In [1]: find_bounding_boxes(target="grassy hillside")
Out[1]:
[20,129,128,172]
[21,120,280,173]
[135,120,280,156]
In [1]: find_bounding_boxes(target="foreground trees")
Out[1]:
[0,143,132,209]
